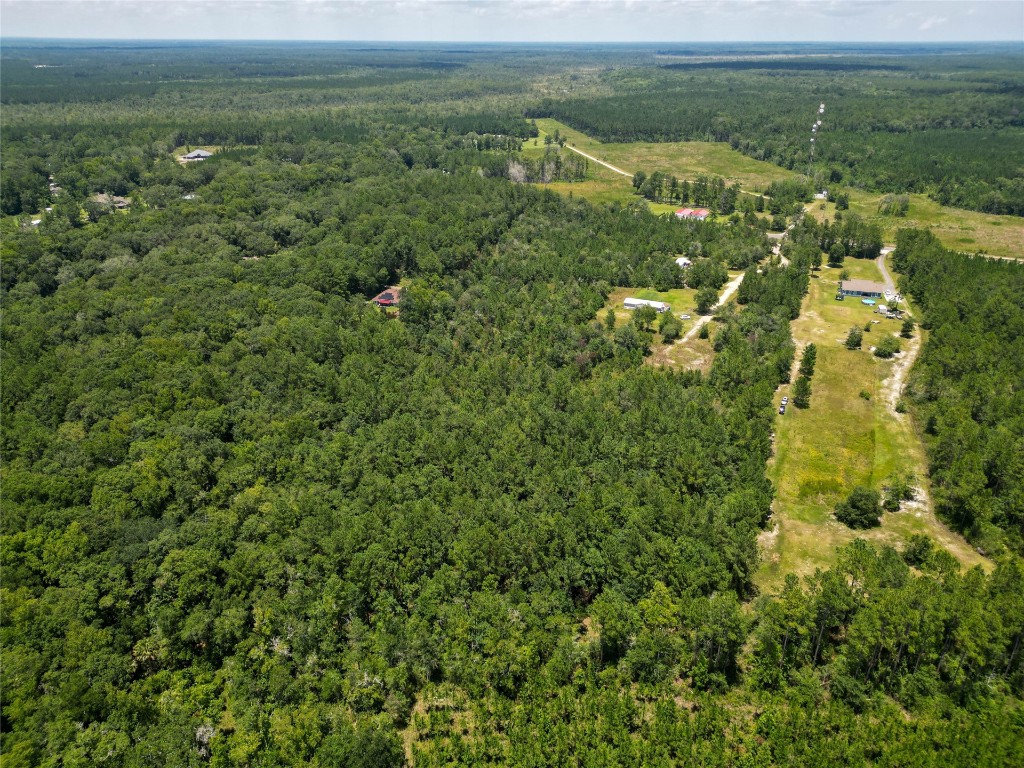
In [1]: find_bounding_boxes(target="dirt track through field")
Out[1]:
[563,144,633,177]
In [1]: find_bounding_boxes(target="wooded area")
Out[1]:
[1,41,1022,766]
[529,51,1024,215]
[894,230,1024,556]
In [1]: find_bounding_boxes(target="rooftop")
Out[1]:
[840,279,887,294]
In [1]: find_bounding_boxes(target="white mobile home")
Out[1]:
[624,298,671,313]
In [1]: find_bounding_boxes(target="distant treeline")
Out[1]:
[527,57,1024,216]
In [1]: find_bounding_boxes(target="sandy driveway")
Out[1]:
[678,272,745,344]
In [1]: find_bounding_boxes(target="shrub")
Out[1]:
[859,389,871,400]
[901,318,915,338]
[698,323,710,340]
[874,335,901,358]
[835,486,882,529]
[845,327,863,349]
[903,534,934,567]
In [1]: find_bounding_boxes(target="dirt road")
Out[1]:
[876,247,896,293]
[678,272,745,344]
[563,144,633,178]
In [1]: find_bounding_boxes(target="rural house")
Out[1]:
[91,193,131,209]
[371,286,402,307]
[839,279,886,298]
[675,207,711,220]
[182,149,213,160]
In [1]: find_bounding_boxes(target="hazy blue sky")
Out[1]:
[2,0,1021,42]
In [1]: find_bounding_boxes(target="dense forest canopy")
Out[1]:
[894,230,1024,556]
[2,41,1023,766]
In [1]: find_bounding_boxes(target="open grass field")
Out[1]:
[533,119,1023,259]
[806,191,1024,260]
[602,286,699,328]
[535,118,797,190]
[757,256,989,593]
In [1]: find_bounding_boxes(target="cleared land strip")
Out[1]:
[562,144,633,178]
[757,256,988,593]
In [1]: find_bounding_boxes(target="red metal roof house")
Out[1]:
[675,207,711,220]
[371,286,401,307]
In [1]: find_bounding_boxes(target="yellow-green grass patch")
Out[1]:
[809,190,1024,260]
[758,259,988,593]
[536,118,797,191]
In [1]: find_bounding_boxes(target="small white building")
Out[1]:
[675,257,692,269]
[182,149,213,161]
[624,298,670,313]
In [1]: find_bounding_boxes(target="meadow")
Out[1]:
[533,118,1024,258]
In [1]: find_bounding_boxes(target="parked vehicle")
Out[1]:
[779,405,786,415]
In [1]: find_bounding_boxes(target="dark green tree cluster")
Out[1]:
[892,228,1024,555]
[633,171,739,213]
[792,343,816,408]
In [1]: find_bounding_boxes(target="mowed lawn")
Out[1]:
[599,286,719,370]
[758,257,988,593]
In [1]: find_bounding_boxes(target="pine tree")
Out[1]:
[845,327,863,350]
[799,344,817,378]
[793,375,812,408]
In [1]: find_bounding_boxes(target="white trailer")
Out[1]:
[624,298,671,313]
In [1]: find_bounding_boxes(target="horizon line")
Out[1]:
[3,37,1020,44]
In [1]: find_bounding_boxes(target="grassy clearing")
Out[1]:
[758,258,989,593]
[534,119,1023,259]
[535,118,797,190]
[536,178,635,206]
[806,191,1024,260]
[603,286,699,327]
[599,286,719,370]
